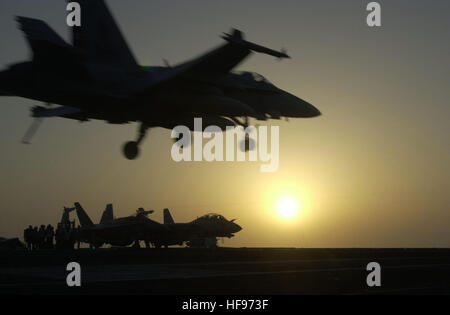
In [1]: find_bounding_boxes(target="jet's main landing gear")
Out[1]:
[123,123,149,160]
[123,141,139,160]
[232,116,256,152]
[240,134,256,152]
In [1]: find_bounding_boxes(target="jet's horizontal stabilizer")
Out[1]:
[32,105,87,121]
[221,29,290,59]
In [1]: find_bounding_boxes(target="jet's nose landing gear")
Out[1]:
[123,123,149,160]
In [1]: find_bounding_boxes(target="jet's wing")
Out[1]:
[70,0,138,68]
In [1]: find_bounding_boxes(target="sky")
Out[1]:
[0,0,449,247]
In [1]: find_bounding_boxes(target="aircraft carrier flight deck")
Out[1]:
[1,248,450,295]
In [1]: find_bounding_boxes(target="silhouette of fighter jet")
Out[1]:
[0,0,320,159]
[74,202,164,248]
[150,208,242,248]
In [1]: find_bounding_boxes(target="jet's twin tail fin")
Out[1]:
[71,0,138,68]
[16,16,73,63]
[163,208,175,224]
[74,202,95,228]
[99,204,114,224]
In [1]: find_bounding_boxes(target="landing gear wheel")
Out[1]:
[123,123,150,160]
[123,141,140,160]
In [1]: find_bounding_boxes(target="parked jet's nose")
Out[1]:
[231,222,242,233]
[281,92,321,118]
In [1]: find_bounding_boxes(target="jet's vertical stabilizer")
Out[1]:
[70,0,138,68]
[99,204,114,224]
[163,208,175,224]
[16,16,71,63]
[74,202,95,228]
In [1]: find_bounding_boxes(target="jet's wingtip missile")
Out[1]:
[222,29,291,60]
[280,48,290,59]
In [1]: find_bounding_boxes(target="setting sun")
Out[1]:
[277,198,299,219]
[262,179,310,224]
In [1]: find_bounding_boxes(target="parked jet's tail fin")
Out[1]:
[16,16,73,63]
[99,204,114,224]
[163,208,175,224]
[74,202,95,228]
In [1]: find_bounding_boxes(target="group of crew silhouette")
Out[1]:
[23,221,81,250]
[23,225,54,250]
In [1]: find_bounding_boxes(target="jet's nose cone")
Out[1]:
[304,101,321,117]
[283,92,321,118]
[232,223,242,233]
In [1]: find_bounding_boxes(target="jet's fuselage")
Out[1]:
[0,60,320,129]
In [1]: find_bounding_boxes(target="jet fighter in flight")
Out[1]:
[0,0,320,159]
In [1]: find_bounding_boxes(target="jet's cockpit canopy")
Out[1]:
[134,208,154,217]
[198,213,229,222]
[235,71,272,84]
